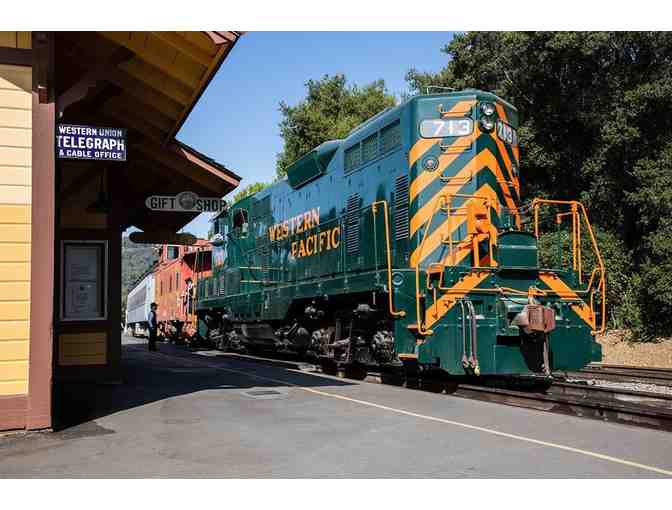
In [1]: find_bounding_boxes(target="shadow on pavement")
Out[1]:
[52,341,355,432]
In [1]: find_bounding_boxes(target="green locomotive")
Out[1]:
[196,89,605,381]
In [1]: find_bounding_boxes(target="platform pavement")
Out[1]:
[1,335,671,478]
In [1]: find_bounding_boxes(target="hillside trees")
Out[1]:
[276,74,396,178]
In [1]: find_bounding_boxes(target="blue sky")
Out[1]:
[175,31,455,237]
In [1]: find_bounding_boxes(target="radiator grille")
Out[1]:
[394,175,410,240]
[362,132,378,163]
[344,144,361,174]
[346,193,361,254]
[380,120,401,154]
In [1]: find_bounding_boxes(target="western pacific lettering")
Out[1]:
[267,207,340,259]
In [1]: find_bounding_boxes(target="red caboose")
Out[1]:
[155,240,212,343]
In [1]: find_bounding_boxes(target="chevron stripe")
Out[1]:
[424,271,491,329]
[409,131,479,202]
[494,103,520,195]
[410,147,517,240]
[409,183,501,268]
[539,272,595,328]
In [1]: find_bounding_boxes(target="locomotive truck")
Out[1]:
[194,88,606,383]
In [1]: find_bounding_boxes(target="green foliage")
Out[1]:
[121,237,157,317]
[276,74,396,178]
[538,227,634,330]
[234,181,269,203]
[408,32,672,339]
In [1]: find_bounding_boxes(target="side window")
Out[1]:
[219,217,229,237]
[232,209,249,238]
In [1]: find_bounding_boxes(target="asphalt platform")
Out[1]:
[1,335,671,478]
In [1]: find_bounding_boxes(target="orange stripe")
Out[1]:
[410,157,480,236]
[408,100,476,168]
[424,271,490,329]
[492,133,517,190]
[477,148,519,225]
[495,103,509,123]
[410,183,500,268]
[409,139,437,169]
[410,148,515,239]
[539,273,595,328]
[409,131,479,201]
[495,104,520,193]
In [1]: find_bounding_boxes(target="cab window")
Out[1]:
[232,208,249,237]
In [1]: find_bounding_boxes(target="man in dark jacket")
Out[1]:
[147,302,158,352]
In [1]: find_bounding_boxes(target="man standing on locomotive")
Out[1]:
[147,302,159,352]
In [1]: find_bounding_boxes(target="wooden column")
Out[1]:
[27,31,55,430]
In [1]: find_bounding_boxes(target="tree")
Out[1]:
[276,74,396,178]
[407,32,672,339]
[233,181,269,203]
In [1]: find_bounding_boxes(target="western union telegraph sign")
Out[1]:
[56,124,127,161]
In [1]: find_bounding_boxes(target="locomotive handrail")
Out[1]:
[371,200,406,318]
[532,198,606,335]
[414,192,499,336]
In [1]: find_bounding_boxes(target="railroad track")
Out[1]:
[562,363,672,387]
[190,349,672,433]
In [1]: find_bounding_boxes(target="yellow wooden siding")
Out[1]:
[0,64,31,396]
[0,32,31,50]
[0,224,31,243]
[0,282,30,301]
[59,332,107,366]
[0,263,30,282]
[0,204,31,223]
[0,166,32,186]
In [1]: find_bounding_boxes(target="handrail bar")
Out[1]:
[372,200,406,318]
[531,198,606,334]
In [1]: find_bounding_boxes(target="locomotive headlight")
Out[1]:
[423,156,439,171]
[480,102,496,116]
[480,117,495,132]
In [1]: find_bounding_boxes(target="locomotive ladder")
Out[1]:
[412,192,498,336]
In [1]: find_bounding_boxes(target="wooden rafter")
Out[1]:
[99,32,205,90]
[152,32,212,67]
[59,32,185,120]
[56,46,133,116]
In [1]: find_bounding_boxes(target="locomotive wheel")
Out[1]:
[419,378,445,393]
[379,365,404,386]
[343,363,368,381]
[444,380,459,394]
[401,359,420,389]
[319,357,338,376]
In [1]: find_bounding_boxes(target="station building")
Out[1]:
[0,31,242,432]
